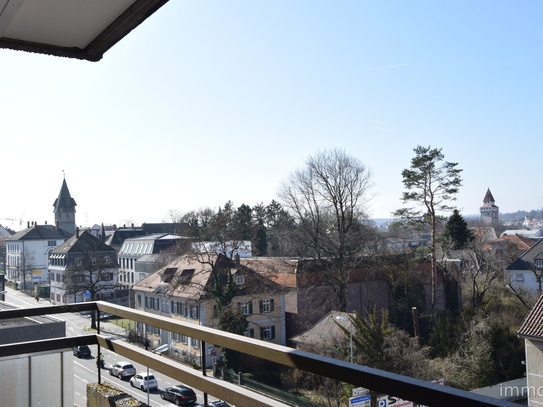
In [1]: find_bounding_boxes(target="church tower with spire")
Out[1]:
[53,177,77,235]
[480,188,499,227]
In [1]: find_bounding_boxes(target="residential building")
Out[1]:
[103,225,147,252]
[117,233,188,289]
[5,224,71,289]
[0,225,14,271]
[506,238,543,293]
[480,188,499,227]
[132,253,286,368]
[48,229,118,304]
[5,178,78,289]
[246,256,408,339]
[0,224,14,238]
[517,291,543,406]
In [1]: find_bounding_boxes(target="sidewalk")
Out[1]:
[77,315,130,340]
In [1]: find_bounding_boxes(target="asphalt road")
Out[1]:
[2,287,222,407]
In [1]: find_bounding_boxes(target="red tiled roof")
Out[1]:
[483,234,533,252]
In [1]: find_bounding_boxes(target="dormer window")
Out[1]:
[535,259,543,269]
[234,275,245,285]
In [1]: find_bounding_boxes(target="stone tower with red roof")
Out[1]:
[480,188,499,227]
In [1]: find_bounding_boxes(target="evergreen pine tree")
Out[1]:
[442,209,474,249]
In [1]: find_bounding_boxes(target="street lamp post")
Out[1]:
[334,315,353,363]
[146,366,150,406]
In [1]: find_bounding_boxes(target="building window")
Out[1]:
[190,305,199,320]
[515,274,524,282]
[100,273,113,281]
[180,335,188,344]
[259,299,274,313]
[234,275,245,285]
[47,240,56,246]
[75,258,83,267]
[191,337,199,348]
[244,328,255,338]
[260,326,276,341]
[535,259,543,269]
[104,256,111,265]
[238,301,253,315]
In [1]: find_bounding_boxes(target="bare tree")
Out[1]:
[16,248,37,291]
[163,209,184,223]
[278,148,374,312]
[461,243,505,312]
[62,231,118,329]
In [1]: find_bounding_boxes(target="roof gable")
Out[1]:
[507,238,543,271]
[51,230,115,254]
[7,224,72,241]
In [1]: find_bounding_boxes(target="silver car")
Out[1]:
[108,361,136,380]
[130,372,158,391]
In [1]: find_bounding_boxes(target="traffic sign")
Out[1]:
[350,394,371,407]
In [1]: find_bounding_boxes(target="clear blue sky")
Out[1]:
[2,1,542,230]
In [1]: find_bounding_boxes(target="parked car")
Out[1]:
[130,372,158,391]
[108,361,136,379]
[160,385,197,405]
[72,345,91,358]
[152,343,170,355]
[208,401,231,407]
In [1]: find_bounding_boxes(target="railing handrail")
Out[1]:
[0,301,519,407]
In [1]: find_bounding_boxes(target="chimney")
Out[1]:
[27,221,30,228]
[76,227,80,238]
[45,221,47,225]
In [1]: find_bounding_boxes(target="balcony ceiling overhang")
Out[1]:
[0,0,170,62]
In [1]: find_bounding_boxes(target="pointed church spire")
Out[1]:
[53,177,77,235]
[483,188,495,205]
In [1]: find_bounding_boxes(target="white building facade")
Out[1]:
[5,225,69,289]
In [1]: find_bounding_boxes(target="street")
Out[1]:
[2,287,221,407]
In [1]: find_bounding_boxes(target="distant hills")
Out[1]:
[372,209,543,228]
